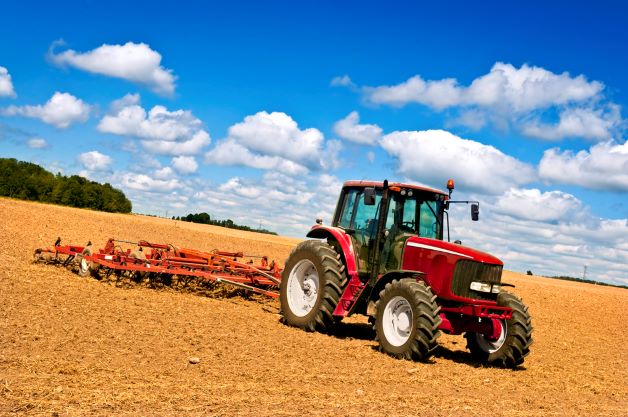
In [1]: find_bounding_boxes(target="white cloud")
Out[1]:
[367,151,375,163]
[521,105,621,141]
[0,66,16,98]
[333,111,382,145]
[494,188,585,223]
[366,75,462,109]
[538,140,628,191]
[49,42,176,96]
[330,75,355,88]
[205,111,340,174]
[353,62,619,141]
[98,94,211,156]
[154,166,175,179]
[121,173,181,192]
[191,172,343,236]
[78,150,113,171]
[205,138,309,175]
[365,62,603,112]
[380,129,536,194]
[463,62,603,112]
[228,111,324,166]
[2,92,90,128]
[27,137,48,149]
[449,192,628,286]
[171,155,198,174]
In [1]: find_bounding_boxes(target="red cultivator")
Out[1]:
[34,238,282,298]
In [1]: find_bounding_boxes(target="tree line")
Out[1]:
[174,212,277,235]
[0,158,132,213]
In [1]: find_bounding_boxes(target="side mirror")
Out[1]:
[471,203,479,221]
[364,187,376,206]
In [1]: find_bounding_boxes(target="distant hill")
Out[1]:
[0,158,132,213]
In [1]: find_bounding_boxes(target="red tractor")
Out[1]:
[280,179,533,368]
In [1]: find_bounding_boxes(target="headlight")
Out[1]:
[470,281,493,293]
[491,284,501,293]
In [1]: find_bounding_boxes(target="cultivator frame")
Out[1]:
[34,238,282,298]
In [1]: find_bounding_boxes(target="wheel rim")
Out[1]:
[286,259,320,317]
[79,258,89,274]
[474,320,507,353]
[382,296,413,347]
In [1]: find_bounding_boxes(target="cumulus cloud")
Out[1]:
[192,172,343,236]
[380,129,536,194]
[171,155,198,174]
[365,62,602,112]
[449,192,628,286]
[27,137,48,149]
[1,92,90,128]
[333,111,382,145]
[493,188,585,223]
[49,42,176,96]
[205,111,340,174]
[521,105,621,141]
[78,150,113,171]
[205,139,309,175]
[121,173,181,192]
[538,140,628,192]
[98,94,211,156]
[0,66,16,98]
[330,75,355,88]
[349,62,620,141]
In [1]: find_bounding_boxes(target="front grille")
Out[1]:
[451,260,502,301]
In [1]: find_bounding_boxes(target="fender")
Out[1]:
[306,225,358,281]
[366,270,426,316]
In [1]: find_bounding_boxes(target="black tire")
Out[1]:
[374,278,441,361]
[77,247,93,277]
[279,240,346,332]
[465,291,533,368]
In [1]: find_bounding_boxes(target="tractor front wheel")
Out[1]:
[374,278,441,361]
[279,240,346,332]
[465,291,533,368]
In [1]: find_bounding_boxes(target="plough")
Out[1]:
[34,238,283,298]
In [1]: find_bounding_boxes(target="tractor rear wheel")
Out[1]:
[465,291,533,368]
[279,240,346,332]
[374,278,441,361]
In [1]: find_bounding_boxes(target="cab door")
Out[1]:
[336,188,383,277]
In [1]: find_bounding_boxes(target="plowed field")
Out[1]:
[1,198,626,416]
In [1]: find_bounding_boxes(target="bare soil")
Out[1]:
[1,198,627,416]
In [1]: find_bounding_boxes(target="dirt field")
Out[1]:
[1,198,627,416]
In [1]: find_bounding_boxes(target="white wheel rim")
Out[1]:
[286,259,320,317]
[474,320,507,353]
[80,258,89,274]
[382,296,413,347]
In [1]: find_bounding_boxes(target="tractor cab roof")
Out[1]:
[342,180,448,197]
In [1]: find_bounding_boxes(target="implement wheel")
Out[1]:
[465,291,533,368]
[77,246,95,277]
[279,240,346,332]
[374,278,441,361]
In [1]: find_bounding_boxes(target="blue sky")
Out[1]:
[1,1,627,284]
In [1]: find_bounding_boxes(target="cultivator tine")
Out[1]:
[214,277,279,298]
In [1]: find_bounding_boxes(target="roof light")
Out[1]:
[447,179,455,190]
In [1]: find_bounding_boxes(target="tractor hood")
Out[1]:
[405,236,503,265]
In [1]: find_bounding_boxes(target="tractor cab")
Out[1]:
[333,181,447,278]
